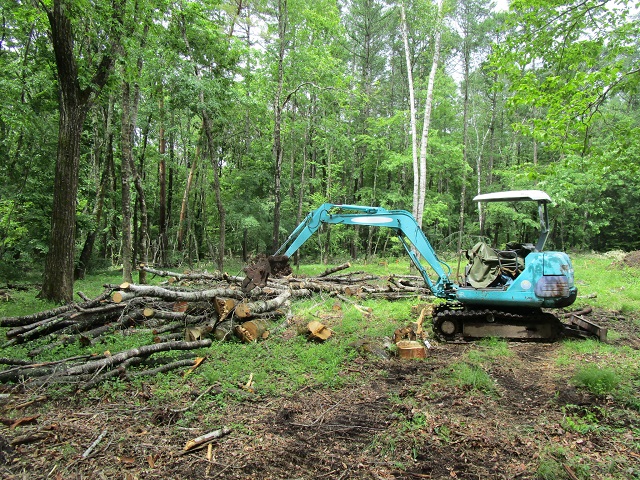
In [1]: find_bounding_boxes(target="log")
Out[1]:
[317,262,351,277]
[234,291,291,319]
[0,291,112,327]
[112,291,137,303]
[151,322,185,335]
[154,333,185,343]
[183,426,231,451]
[6,317,66,339]
[306,321,332,341]
[143,309,212,325]
[213,320,235,341]
[0,355,106,383]
[80,356,146,391]
[139,265,224,282]
[213,297,236,321]
[62,339,212,377]
[117,284,244,302]
[234,320,269,343]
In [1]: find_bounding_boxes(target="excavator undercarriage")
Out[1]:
[432,303,606,342]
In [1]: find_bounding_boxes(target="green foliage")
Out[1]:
[466,337,513,364]
[446,362,496,394]
[573,366,621,396]
[493,0,639,153]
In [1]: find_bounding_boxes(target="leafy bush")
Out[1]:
[573,365,620,395]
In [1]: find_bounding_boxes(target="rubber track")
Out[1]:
[432,305,562,342]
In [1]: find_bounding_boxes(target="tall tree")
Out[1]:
[39,0,125,303]
[493,0,640,155]
[400,3,419,219]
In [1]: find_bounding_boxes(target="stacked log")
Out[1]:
[0,263,430,390]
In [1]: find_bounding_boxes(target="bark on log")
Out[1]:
[139,265,224,282]
[80,356,146,391]
[317,262,351,277]
[62,339,212,377]
[0,291,112,327]
[117,284,245,302]
[234,291,291,319]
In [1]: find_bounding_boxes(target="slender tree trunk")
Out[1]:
[178,147,198,252]
[400,4,419,219]
[293,115,310,267]
[201,113,226,271]
[416,0,443,228]
[457,17,471,262]
[271,0,287,253]
[158,91,168,266]
[121,81,134,283]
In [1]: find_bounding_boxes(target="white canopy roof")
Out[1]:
[473,190,551,203]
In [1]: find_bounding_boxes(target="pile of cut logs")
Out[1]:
[0,263,429,390]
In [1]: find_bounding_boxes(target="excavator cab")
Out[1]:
[454,190,578,310]
[463,191,552,289]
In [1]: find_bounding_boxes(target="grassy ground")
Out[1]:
[1,253,639,479]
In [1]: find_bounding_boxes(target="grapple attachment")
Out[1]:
[241,255,292,292]
[268,255,292,277]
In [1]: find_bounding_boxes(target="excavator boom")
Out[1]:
[273,203,456,299]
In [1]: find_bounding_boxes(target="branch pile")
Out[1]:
[0,263,429,390]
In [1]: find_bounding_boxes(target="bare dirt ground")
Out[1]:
[3,250,640,479]
[2,306,639,480]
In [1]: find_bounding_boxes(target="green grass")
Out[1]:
[466,337,513,364]
[445,362,496,394]
[1,255,640,479]
[571,253,640,313]
[573,365,621,395]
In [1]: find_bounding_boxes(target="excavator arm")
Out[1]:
[273,203,456,299]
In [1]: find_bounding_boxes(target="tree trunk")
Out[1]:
[457,14,471,263]
[271,0,287,253]
[158,91,168,266]
[416,0,443,228]
[202,113,226,272]
[40,100,88,302]
[177,148,198,252]
[121,81,134,283]
[400,4,419,219]
[39,0,123,303]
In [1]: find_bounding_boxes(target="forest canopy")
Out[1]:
[1,0,639,300]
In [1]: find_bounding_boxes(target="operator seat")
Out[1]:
[465,241,531,288]
[465,242,501,288]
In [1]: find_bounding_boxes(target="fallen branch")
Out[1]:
[0,291,112,327]
[63,339,212,377]
[183,426,232,452]
[235,291,291,318]
[82,429,108,458]
[317,262,351,277]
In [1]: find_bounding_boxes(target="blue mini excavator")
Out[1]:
[249,190,599,341]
